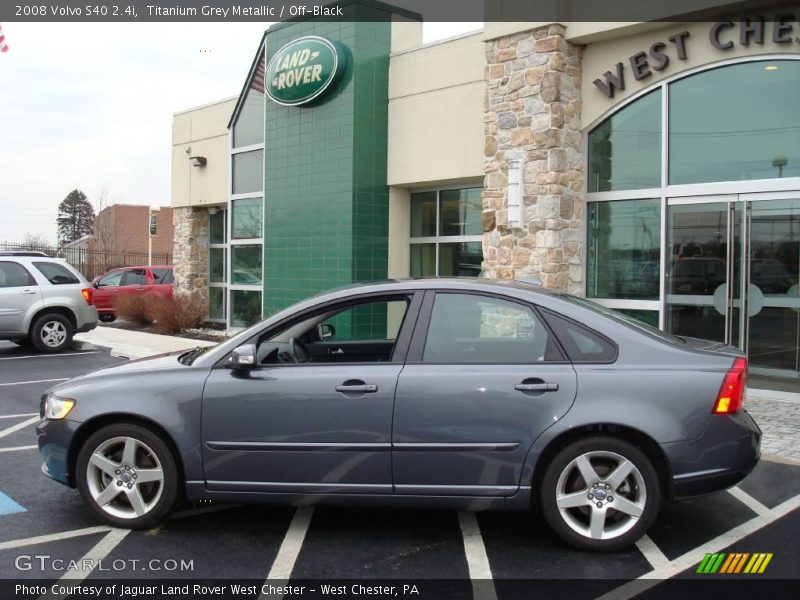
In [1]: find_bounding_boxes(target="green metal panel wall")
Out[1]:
[263,12,391,318]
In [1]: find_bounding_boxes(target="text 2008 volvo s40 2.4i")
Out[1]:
[36,278,760,551]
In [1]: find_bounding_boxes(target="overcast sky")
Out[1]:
[0,21,479,244]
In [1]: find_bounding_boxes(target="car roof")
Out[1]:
[311,277,558,298]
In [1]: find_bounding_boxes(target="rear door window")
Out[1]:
[0,262,36,287]
[122,269,147,286]
[422,293,560,363]
[32,261,80,285]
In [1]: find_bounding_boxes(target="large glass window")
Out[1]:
[209,287,225,320]
[232,150,264,195]
[670,60,800,184]
[209,210,226,244]
[232,53,265,148]
[409,187,483,278]
[231,244,262,285]
[587,199,661,300]
[232,197,263,239]
[588,89,661,192]
[209,248,225,283]
[231,290,262,328]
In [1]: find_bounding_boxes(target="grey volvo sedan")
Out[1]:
[36,278,760,551]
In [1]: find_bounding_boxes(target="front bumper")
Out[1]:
[663,410,761,499]
[36,418,80,487]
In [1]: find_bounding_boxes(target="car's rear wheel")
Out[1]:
[540,436,660,551]
[30,313,73,353]
[76,424,178,529]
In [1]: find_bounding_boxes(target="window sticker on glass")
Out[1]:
[516,313,536,339]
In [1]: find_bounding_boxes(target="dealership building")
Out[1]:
[170,1,800,379]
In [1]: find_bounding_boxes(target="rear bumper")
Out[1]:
[662,410,761,500]
[74,304,99,332]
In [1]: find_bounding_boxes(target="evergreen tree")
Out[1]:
[56,189,95,245]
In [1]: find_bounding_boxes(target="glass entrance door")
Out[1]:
[666,196,800,377]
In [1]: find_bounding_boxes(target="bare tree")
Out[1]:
[93,186,119,273]
[20,232,50,250]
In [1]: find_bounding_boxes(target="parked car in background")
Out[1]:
[0,252,98,352]
[37,278,760,551]
[91,266,173,322]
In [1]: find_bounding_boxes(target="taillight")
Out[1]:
[713,357,747,414]
[81,288,93,305]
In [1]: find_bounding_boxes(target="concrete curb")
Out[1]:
[74,327,217,360]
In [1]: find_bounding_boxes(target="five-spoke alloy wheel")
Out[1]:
[540,436,660,551]
[77,424,178,528]
[30,313,73,353]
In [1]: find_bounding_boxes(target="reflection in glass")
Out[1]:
[588,89,661,192]
[233,56,266,148]
[440,188,482,236]
[410,192,436,237]
[587,199,660,300]
[208,287,225,320]
[410,244,436,278]
[209,210,226,244]
[231,244,262,285]
[232,197,263,239]
[670,60,800,184]
[232,150,264,195]
[613,308,659,328]
[439,242,482,277]
[209,248,225,283]
[231,290,262,328]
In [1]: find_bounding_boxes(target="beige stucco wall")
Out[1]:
[581,11,800,128]
[171,97,237,208]
[387,31,485,186]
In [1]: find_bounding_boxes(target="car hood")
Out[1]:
[50,351,190,392]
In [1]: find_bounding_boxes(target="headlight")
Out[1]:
[44,395,75,420]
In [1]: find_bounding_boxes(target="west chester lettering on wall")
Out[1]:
[593,14,800,98]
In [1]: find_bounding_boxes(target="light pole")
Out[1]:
[148,205,161,266]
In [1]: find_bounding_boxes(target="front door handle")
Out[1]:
[514,381,559,393]
[20,289,37,295]
[335,380,378,394]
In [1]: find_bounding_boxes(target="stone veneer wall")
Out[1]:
[482,24,584,294]
[172,207,209,296]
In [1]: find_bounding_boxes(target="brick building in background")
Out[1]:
[94,204,174,258]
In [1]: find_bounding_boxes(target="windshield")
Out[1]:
[555,294,684,344]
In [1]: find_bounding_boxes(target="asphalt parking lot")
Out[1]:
[0,340,798,599]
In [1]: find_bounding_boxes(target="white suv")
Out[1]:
[0,252,99,353]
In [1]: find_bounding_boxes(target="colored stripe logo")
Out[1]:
[696,552,773,574]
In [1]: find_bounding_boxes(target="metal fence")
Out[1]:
[0,242,172,281]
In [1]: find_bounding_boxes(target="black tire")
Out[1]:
[99,314,117,323]
[539,436,660,552]
[29,313,73,353]
[76,423,179,529]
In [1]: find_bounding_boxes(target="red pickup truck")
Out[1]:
[91,266,173,322]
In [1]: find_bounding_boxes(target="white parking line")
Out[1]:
[0,351,100,361]
[634,535,670,570]
[0,526,112,551]
[458,511,498,600]
[0,412,38,419]
[0,416,39,439]
[0,378,68,387]
[39,528,130,600]
[597,492,800,600]
[0,444,37,453]
[260,507,314,599]
[728,486,770,517]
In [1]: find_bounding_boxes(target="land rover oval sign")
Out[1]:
[265,36,346,107]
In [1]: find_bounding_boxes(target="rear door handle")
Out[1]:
[21,289,37,295]
[335,382,378,394]
[514,382,559,392]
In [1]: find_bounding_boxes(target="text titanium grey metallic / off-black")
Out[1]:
[36,278,760,551]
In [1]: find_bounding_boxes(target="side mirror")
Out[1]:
[317,323,335,341]
[227,344,257,369]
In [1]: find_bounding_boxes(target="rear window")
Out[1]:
[32,261,80,285]
[152,268,173,284]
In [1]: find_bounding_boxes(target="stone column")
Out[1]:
[482,24,584,294]
[172,207,209,296]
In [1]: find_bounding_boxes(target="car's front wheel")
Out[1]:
[30,313,73,353]
[540,436,660,551]
[76,424,178,528]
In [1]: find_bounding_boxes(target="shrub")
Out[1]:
[147,292,208,335]
[113,294,154,326]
